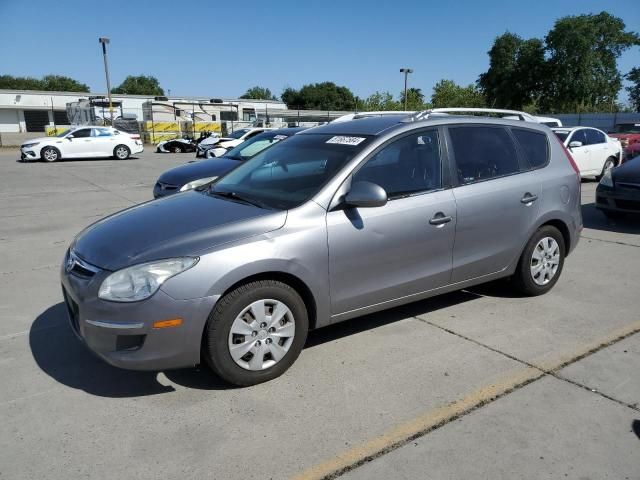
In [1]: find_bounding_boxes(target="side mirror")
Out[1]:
[344,181,387,208]
[568,141,582,148]
[66,135,74,140]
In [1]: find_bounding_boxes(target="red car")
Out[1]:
[609,122,640,161]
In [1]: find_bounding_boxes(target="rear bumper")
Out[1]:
[60,257,217,371]
[596,185,640,214]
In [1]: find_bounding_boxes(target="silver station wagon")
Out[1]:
[61,112,582,386]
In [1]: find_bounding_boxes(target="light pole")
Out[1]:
[98,37,114,124]
[399,68,413,110]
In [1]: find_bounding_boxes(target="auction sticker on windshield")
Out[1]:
[326,136,367,146]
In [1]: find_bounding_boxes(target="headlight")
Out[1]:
[599,169,614,187]
[98,257,198,302]
[179,176,218,192]
[22,142,39,148]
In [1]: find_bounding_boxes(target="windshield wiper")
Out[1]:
[208,190,268,209]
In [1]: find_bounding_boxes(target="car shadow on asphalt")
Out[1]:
[31,288,510,397]
[16,157,140,164]
[582,202,640,234]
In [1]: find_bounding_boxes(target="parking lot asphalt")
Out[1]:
[1,149,639,480]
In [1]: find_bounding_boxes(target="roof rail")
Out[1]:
[332,111,415,123]
[404,108,539,123]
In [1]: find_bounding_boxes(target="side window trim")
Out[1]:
[444,124,527,187]
[350,127,447,201]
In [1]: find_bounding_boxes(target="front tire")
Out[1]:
[41,147,60,162]
[172,145,183,153]
[596,157,616,181]
[512,225,565,296]
[204,280,309,387]
[113,145,130,160]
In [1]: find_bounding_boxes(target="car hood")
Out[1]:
[73,192,286,271]
[22,137,51,146]
[158,157,241,186]
[613,156,640,183]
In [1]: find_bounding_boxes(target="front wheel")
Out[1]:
[172,145,183,153]
[512,225,565,296]
[41,147,60,162]
[113,145,130,160]
[204,280,309,386]
[596,157,616,181]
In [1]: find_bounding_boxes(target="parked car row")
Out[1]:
[63,109,587,387]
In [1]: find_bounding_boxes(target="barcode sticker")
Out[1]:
[326,136,366,146]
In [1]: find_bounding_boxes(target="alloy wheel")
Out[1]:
[530,237,560,286]
[227,299,295,371]
[116,147,128,159]
[43,149,58,161]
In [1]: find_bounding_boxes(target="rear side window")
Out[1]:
[449,126,520,185]
[512,129,549,169]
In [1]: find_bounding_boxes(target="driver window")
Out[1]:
[353,130,442,198]
[72,129,91,138]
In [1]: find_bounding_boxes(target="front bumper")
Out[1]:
[596,184,640,214]
[20,147,39,161]
[60,254,217,371]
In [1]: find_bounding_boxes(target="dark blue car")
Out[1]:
[153,127,307,198]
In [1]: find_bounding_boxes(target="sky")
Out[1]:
[1,0,639,102]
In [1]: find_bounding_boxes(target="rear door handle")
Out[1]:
[429,213,452,226]
[521,193,538,204]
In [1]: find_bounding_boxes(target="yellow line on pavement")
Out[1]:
[291,320,640,480]
[291,367,543,480]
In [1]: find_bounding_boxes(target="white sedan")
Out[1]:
[206,127,271,158]
[20,126,144,162]
[552,126,622,179]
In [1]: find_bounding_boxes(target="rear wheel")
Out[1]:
[596,157,616,181]
[41,147,60,162]
[512,225,565,296]
[204,280,308,387]
[113,145,130,160]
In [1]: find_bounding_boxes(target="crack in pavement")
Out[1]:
[415,316,640,413]
[581,235,640,248]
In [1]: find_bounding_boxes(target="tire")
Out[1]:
[512,225,565,296]
[204,280,309,387]
[113,145,130,160]
[172,145,183,153]
[595,157,616,181]
[41,147,60,163]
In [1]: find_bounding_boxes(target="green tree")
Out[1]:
[626,67,640,112]
[0,74,88,92]
[280,82,356,110]
[111,75,164,95]
[400,87,428,110]
[478,33,546,110]
[431,79,486,108]
[361,91,400,111]
[240,86,277,100]
[542,12,640,112]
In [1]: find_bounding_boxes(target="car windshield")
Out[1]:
[56,129,72,138]
[554,131,569,142]
[613,124,640,134]
[210,133,372,210]
[224,132,290,161]
[226,128,251,139]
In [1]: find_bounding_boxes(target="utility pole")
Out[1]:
[400,68,414,111]
[98,37,114,124]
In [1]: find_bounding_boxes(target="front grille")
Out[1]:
[65,250,100,278]
[615,199,640,211]
[62,287,80,335]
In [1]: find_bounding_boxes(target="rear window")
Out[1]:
[512,129,549,169]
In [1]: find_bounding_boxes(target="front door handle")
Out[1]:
[429,212,452,226]
[521,193,538,204]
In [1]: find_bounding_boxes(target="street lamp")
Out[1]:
[399,68,414,111]
[98,37,114,124]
